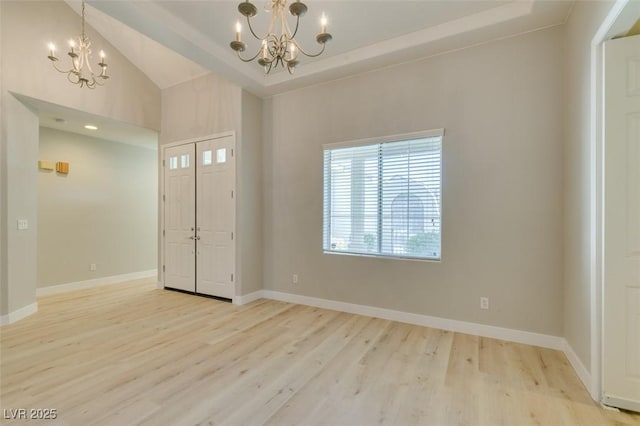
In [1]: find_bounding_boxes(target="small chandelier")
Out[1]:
[230,0,332,74]
[46,0,109,89]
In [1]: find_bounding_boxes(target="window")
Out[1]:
[216,148,227,164]
[202,150,213,166]
[181,153,190,169]
[323,130,443,260]
[169,156,178,170]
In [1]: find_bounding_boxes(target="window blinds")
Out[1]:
[323,133,442,260]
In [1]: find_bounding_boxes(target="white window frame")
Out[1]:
[322,129,444,261]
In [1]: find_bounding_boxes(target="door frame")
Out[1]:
[590,0,630,403]
[158,131,236,297]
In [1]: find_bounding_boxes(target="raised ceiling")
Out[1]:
[19,95,159,149]
[80,0,575,97]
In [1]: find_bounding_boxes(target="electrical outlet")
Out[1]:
[292,274,299,284]
[90,263,97,271]
[17,219,28,230]
[480,297,489,310]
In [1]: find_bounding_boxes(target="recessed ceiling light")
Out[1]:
[84,125,98,130]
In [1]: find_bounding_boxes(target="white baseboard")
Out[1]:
[261,290,564,350]
[602,395,640,413]
[156,281,164,289]
[36,269,158,297]
[233,290,264,305]
[561,339,595,398]
[0,302,38,326]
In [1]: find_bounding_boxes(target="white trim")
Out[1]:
[36,270,157,297]
[590,0,630,403]
[601,395,640,413]
[161,131,236,149]
[264,1,534,90]
[562,339,593,394]
[233,290,265,305]
[323,129,445,150]
[261,290,563,350]
[0,302,38,326]
[156,281,164,289]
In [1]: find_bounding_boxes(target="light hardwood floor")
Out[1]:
[1,279,638,426]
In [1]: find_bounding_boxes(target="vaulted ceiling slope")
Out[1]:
[78,0,574,97]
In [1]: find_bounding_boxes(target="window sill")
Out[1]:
[323,250,441,263]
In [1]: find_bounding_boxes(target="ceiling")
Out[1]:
[78,0,575,97]
[18,95,159,149]
[606,0,640,39]
[38,1,638,147]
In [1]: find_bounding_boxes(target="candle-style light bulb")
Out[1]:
[100,50,105,60]
[261,39,267,59]
[235,21,242,42]
[47,42,56,58]
[321,13,327,33]
[68,39,77,55]
[290,44,296,59]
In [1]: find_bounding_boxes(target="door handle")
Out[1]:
[195,236,201,240]
[189,236,195,240]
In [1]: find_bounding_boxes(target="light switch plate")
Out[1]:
[17,219,28,230]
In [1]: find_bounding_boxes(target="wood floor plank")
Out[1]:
[1,278,638,426]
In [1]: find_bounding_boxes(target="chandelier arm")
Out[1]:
[280,4,289,38]
[245,15,264,40]
[83,39,95,75]
[85,57,95,75]
[78,54,86,74]
[67,72,80,85]
[290,15,300,39]
[236,49,266,63]
[50,61,72,74]
[244,1,279,42]
[294,41,326,58]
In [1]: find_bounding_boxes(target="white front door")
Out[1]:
[164,144,196,292]
[196,136,236,299]
[603,34,640,412]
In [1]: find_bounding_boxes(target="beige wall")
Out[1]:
[264,27,565,336]
[1,1,160,130]
[2,97,39,314]
[0,0,160,316]
[160,73,263,297]
[37,128,157,287]
[563,0,614,373]
[239,90,263,296]
[0,0,4,315]
[160,73,241,146]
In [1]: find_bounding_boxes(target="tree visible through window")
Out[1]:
[323,131,443,260]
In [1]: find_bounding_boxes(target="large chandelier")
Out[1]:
[46,0,109,89]
[230,0,332,74]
